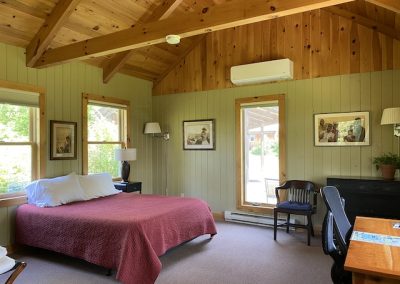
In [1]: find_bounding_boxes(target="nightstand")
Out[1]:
[114,181,142,193]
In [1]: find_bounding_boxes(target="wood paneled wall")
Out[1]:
[152,70,400,226]
[154,10,400,96]
[0,42,153,247]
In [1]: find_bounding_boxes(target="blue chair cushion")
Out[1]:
[277,201,312,211]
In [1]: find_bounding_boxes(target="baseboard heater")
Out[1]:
[224,211,295,230]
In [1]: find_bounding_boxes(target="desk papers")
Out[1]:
[351,231,400,247]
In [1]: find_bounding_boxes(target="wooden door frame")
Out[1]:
[235,94,286,214]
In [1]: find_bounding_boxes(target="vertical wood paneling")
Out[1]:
[370,72,382,176]
[360,72,372,177]
[0,43,6,79]
[349,74,362,176]
[330,76,342,176]
[153,70,399,222]
[381,70,394,152]
[0,207,8,245]
[0,43,153,247]
[303,79,314,180]
[155,11,400,96]
[339,17,351,74]
[153,70,400,224]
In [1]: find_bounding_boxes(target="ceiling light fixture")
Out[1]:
[166,34,181,45]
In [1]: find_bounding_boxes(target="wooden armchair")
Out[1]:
[273,180,317,246]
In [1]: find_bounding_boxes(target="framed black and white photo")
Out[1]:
[183,119,215,150]
[314,111,370,146]
[50,120,77,160]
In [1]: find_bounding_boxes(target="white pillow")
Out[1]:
[78,173,120,200]
[25,173,86,207]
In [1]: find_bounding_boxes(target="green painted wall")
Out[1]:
[153,70,400,226]
[0,43,153,246]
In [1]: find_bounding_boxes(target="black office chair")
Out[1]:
[321,186,352,284]
[273,180,317,246]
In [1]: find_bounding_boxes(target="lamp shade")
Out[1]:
[115,148,136,161]
[144,122,161,134]
[381,107,400,125]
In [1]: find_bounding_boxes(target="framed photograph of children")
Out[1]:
[183,119,216,150]
[50,120,77,160]
[314,112,370,146]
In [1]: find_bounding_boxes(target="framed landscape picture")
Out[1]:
[314,111,370,146]
[50,120,77,160]
[183,119,215,150]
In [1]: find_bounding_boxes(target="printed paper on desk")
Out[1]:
[351,231,400,247]
[393,223,400,229]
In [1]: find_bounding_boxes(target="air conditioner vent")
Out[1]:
[230,59,293,86]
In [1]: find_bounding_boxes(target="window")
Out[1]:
[235,95,286,214]
[0,84,45,197]
[82,93,131,177]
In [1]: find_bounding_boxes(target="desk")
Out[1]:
[345,216,400,283]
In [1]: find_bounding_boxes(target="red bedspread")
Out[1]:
[15,193,217,284]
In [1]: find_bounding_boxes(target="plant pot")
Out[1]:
[380,164,397,180]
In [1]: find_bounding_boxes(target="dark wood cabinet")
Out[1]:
[326,176,400,225]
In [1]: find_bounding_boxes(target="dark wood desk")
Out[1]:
[345,216,400,283]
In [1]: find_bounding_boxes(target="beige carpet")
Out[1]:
[0,221,332,284]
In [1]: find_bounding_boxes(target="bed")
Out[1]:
[15,193,217,284]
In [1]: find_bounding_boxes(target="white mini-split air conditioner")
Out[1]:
[230,59,293,86]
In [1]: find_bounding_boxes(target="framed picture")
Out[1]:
[314,112,370,146]
[50,120,77,160]
[183,119,216,150]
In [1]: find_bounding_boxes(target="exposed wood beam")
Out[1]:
[103,51,135,83]
[325,6,400,40]
[26,0,81,67]
[103,0,183,83]
[148,0,184,21]
[120,65,160,81]
[365,0,400,13]
[154,35,206,85]
[34,0,355,68]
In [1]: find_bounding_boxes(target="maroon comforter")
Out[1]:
[16,193,217,284]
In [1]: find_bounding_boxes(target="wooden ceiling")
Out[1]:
[0,0,399,85]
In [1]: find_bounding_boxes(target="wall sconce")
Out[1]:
[144,122,170,141]
[114,148,136,183]
[381,107,400,154]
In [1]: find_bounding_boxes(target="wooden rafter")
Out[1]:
[26,0,81,67]
[33,0,355,68]
[365,0,400,13]
[325,6,400,40]
[154,35,206,86]
[103,0,183,83]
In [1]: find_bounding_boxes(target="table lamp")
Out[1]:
[114,148,136,183]
[381,107,400,155]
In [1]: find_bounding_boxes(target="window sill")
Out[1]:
[0,194,27,207]
[237,204,275,215]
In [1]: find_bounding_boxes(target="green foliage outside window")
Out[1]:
[88,144,119,176]
[0,104,29,141]
[88,105,121,176]
[0,104,32,193]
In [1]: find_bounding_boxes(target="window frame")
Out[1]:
[235,94,286,215]
[82,93,131,176]
[0,80,46,203]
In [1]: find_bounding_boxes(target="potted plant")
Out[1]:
[373,153,400,180]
